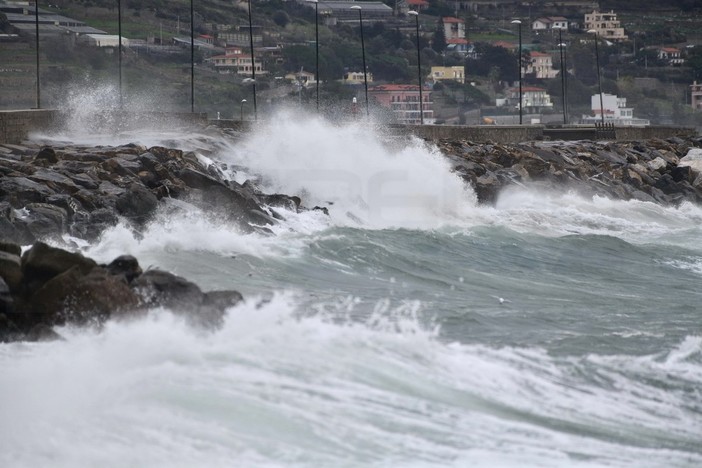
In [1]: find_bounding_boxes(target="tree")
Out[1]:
[272,10,290,28]
[432,18,447,54]
[466,43,517,82]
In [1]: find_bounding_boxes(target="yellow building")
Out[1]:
[429,66,465,84]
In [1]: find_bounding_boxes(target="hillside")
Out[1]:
[2,0,702,125]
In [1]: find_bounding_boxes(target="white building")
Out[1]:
[81,34,129,47]
[531,17,569,32]
[583,93,649,126]
[525,51,558,79]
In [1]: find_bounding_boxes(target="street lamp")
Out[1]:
[34,0,40,108]
[118,0,123,107]
[558,27,568,125]
[350,5,369,117]
[190,0,194,112]
[307,0,320,112]
[247,0,258,120]
[408,10,423,125]
[558,41,567,124]
[240,99,247,121]
[511,19,522,124]
[588,29,605,126]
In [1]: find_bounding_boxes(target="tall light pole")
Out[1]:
[307,0,319,112]
[588,29,605,126]
[247,0,258,120]
[118,0,123,107]
[190,0,194,112]
[511,19,522,124]
[558,40,567,124]
[408,10,423,124]
[34,0,40,108]
[240,99,247,121]
[558,27,568,125]
[350,5,369,117]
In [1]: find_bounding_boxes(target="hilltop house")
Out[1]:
[583,93,649,126]
[584,10,628,41]
[369,84,434,124]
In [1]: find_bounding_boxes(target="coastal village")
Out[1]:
[1,0,702,127]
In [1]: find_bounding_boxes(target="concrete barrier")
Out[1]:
[1,109,698,145]
[0,109,58,144]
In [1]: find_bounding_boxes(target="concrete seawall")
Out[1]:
[1,109,697,145]
[0,110,208,144]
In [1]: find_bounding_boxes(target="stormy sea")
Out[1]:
[1,107,701,467]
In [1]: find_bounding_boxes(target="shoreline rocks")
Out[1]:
[0,241,242,343]
[438,136,702,205]
[0,141,302,245]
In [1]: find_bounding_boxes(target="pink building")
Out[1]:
[369,84,434,124]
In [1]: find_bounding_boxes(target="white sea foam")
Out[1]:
[1,295,700,468]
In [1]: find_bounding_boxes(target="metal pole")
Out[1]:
[118,0,123,107]
[558,28,565,124]
[241,99,246,120]
[190,0,194,112]
[315,1,319,112]
[590,30,605,126]
[511,19,522,125]
[248,0,258,120]
[355,8,368,116]
[34,0,40,108]
[563,33,568,123]
[409,11,423,124]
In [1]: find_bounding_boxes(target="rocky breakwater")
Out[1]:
[0,140,303,342]
[0,241,243,342]
[0,142,301,244]
[439,136,702,205]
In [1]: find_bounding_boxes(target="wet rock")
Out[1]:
[115,183,159,225]
[34,147,59,164]
[131,269,205,310]
[106,255,142,284]
[21,242,97,293]
[0,249,22,292]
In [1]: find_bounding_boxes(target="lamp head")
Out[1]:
[511,19,521,25]
[408,10,418,16]
[241,99,247,102]
[587,29,598,34]
[350,5,361,9]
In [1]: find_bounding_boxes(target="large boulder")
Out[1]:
[21,242,97,295]
[115,182,159,225]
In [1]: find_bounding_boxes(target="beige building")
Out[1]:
[342,71,374,85]
[429,66,465,84]
[584,10,628,42]
[207,46,267,75]
[691,81,702,111]
[525,51,558,79]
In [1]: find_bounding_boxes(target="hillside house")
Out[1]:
[690,81,702,111]
[657,47,684,66]
[342,71,374,85]
[503,86,553,112]
[369,84,434,124]
[584,10,627,42]
[429,66,465,84]
[531,17,568,33]
[524,51,558,79]
[207,46,267,75]
[442,17,466,42]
